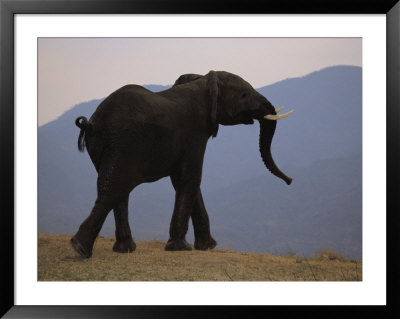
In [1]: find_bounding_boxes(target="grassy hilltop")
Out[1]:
[38,233,361,281]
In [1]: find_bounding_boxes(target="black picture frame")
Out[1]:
[1,0,399,318]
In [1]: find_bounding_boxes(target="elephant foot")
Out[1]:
[70,235,93,258]
[194,236,217,250]
[113,237,136,253]
[165,238,192,251]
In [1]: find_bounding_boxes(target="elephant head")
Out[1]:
[175,71,293,185]
[173,73,203,86]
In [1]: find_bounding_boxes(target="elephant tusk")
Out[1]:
[275,106,284,113]
[264,110,294,120]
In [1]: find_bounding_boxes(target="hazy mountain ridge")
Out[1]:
[38,65,362,259]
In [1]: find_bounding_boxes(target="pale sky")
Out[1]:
[38,38,361,126]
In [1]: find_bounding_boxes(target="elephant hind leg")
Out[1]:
[112,195,136,253]
[71,195,115,258]
[71,155,133,258]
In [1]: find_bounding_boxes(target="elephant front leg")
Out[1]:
[165,174,203,251]
[192,191,217,250]
[171,174,216,250]
[112,195,136,253]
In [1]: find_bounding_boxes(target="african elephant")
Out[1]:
[71,71,292,258]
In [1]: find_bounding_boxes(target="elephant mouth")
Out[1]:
[244,118,254,124]
[237,110,256,125]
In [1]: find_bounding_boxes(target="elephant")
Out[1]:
[71,70,293,258]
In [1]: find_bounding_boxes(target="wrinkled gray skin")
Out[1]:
[71,71,292,258]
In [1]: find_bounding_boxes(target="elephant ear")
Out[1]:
[208,71,219,138]
[173,74,203,87]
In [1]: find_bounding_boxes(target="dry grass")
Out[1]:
[38,233,362,281]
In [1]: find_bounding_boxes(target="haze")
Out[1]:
[38,37,361,126]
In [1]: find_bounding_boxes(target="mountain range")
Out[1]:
[38,65,362,259]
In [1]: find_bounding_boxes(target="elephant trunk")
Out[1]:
[258,119,292,185]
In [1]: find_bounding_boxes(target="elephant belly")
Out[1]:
[117,124,186,184]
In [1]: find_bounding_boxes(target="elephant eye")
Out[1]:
[241,93,247,99]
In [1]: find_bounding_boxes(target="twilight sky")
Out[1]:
[38,37,361,126]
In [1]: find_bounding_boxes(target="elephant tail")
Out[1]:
[75,116,91,152]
